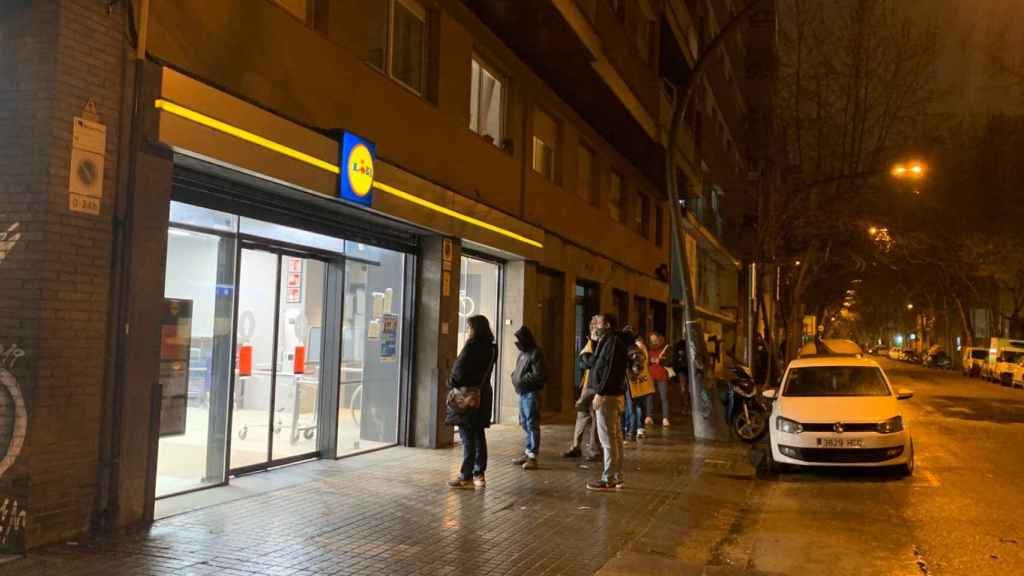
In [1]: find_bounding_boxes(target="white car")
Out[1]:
[1010,360,1024,389]
[763,356,914,476]
[991,348,1024,386]
[961,347,987,377]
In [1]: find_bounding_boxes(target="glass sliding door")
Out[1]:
[337,243,406,456]
[231,248,326,472]
[156,224,236,498]
[230,249,280,470]
[272,256,324,461]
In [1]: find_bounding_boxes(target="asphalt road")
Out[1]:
[722,357,1024,575]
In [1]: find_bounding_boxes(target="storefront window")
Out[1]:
[156,226,236,497]
[458,256,500,348]
[337,245,406,456]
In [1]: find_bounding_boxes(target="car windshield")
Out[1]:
[783,366,891,397]
[1004,351,1024,363]
[971,350,988,359]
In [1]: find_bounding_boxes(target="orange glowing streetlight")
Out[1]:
[890,160,928,181]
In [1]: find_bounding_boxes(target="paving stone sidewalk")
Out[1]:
[3,420,753,576]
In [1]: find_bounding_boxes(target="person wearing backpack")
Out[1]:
[511,326,546,470]
[445,315,496,489]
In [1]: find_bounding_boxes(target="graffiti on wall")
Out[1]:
[0,498,26,547]
[0,346,27,479]
[0,222,19,264]
[0,222,28,550]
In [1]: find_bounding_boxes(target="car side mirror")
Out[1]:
[762,388,777,400]
[897,389,914,400]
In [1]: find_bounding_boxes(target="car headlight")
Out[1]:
[877,415,903,434]
[776,416,803,434]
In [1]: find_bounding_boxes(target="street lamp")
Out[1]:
[890,160,928,181]
[906,303,914,310]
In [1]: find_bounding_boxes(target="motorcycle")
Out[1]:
[723,365,770,442]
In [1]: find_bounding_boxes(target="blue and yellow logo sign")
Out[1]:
[340,132,375,206]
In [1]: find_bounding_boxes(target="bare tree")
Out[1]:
[764,0,942,361]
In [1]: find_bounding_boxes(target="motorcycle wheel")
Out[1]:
[733,408,768,442]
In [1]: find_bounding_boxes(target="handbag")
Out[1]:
[447,349,494,415]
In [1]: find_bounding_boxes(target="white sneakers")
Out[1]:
[663,418,671,427]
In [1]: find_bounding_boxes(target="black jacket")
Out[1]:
[588,331,628,396]
[445,337,496,428]
[511,326,546,394]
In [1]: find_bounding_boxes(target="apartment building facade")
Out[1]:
[660,0,777,370]
[0,0,681,551]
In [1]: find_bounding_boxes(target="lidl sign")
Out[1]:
[340,132,375,206]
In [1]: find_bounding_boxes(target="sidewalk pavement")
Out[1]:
[3,420,763,576]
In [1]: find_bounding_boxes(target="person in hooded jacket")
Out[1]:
[511,326,546,470]
[446,315,496,489]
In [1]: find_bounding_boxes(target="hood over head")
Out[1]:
[515,326,538,351]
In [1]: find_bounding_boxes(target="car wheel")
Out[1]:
[755,445,780,478]
[899,441,914,477]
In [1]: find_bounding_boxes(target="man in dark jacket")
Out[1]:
[511,326,546,470]
[586,314,629,491]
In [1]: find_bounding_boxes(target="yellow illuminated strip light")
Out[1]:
[155,98,542,249]
[155,98,340,174]
[373,181,543,249]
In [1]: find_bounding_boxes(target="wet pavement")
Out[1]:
[3,358,1022,575]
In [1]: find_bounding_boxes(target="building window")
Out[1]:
[532,109,559,182]
[636,3,655,63]
[636,193,650,237]
[576,143,596,203]
[368,0,429,96]
[609,0,625,19]
[470,57,504,146]
[655,204,664,247]
[609,171,624,222]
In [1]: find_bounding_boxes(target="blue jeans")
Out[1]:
[621,386,634,436]
[646,379,670,421]
[519,391,541,458]
[458,426,487,480]
[595,395,625,484]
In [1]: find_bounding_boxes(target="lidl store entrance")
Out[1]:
[154,163,417,498]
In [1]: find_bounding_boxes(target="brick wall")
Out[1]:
[0,0,126,551]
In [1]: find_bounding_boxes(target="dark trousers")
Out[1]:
[458,426,488,480]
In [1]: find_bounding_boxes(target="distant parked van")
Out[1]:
[961,347,988,377]
[985,338,1024,385]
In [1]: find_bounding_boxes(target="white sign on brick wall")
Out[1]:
[68,116,106,215]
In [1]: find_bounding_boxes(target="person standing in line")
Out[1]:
[445,315,496,489]
[586,314,629,492]
[624,327,654,440]
[645,332,672,427]
[511,326,546,470]
[563,321,601,461]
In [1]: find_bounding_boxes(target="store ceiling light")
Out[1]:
[155,99,543,250]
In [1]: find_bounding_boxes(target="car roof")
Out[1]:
[798,339,863,357]
[786,356,884,369]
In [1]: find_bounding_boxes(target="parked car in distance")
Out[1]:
[1010,360,1024,389]
[992,349,1024,386]
[889,348,903,361]
[763,356,914,476]
[962,347,988,377]
[903,350,922,364]
[923,350,952,369]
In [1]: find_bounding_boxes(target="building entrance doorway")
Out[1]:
[230,246,326,474]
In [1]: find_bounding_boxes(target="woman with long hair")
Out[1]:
[446,315,496,489]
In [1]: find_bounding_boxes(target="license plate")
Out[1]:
[817,437,863,448]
